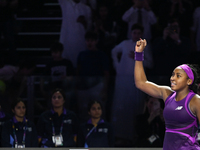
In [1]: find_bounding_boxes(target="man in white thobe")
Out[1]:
[58,0,92,67]
[122,0,157,41]
[111,23,153,144]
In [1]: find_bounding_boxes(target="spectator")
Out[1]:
[135,96,165,147]
[77,100,114,147]
[93,4,118,75]
[46,42,74,78]
[76,31,110,123]
[1,99,38,147]
[0,56,19,114]
[110,23,153,145]
[110,0,131,44]
[44,42,74,88]
[158,0,193,38]
[122,0,157,41]
[36,88,79,148]
[94,4,117,51]
[0,59,36,114]
[58,0,92,68]
[152,18,191,85]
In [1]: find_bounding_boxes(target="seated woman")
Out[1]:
[36,88,79,147]
[1,99,38,147]
[77,100,114,147]
[135,95,165,147]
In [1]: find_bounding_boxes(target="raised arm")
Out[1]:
[134,39,172,101]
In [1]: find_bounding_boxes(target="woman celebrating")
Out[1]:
[77,100,114,147]
[134,39,200,149]
[1,99,38,147]
[36,88,79,147]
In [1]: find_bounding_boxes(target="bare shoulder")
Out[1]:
[192,94,200,102]
[159,85,173,101]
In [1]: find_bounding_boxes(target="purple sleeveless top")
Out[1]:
[163,91,200,150]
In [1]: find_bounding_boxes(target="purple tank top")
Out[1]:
[163,91,200,150]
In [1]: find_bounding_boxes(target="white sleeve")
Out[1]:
[122,7,135,22]
[111,42,124,69]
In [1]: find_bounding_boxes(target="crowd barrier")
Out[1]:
[0,148,163,150]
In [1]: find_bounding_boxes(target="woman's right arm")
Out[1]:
[134,39,172,101]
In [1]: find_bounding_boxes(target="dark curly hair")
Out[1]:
[186,64,200,93]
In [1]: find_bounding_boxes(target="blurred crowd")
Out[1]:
[0,0,200,148]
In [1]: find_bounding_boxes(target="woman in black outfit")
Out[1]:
[77,100,114,147]
[1,99,38,148]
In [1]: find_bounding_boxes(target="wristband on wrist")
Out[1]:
[134,51,144,61]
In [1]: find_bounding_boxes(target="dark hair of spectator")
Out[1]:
[11,98,26,110]
[131,23,144,32]
[50,42,64,52]
[85,31,98,40]
[51,88,66,100]
[87,100,103,112]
